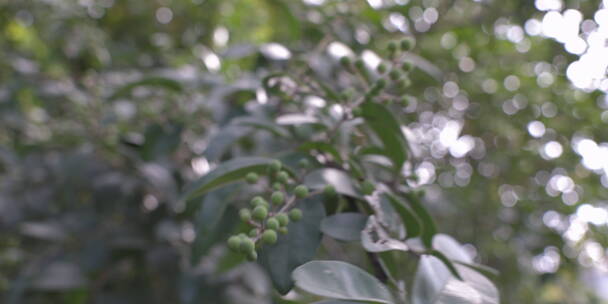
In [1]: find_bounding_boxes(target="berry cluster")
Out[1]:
[226,160,310,261]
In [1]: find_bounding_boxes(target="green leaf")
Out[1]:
[258,195,326,294]
[360,101,408,171]
[320,213,368,241]
[110,77,183,99]
[412,255,499,304]
[191,186,239,263]
[181,157,278,203]
[428,250,463,280]
[384,193,421,239]
[403,192,437,248]
[292,260,394,304]
[304,168,361,198]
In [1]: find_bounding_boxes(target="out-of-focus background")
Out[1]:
[1,0,608,303]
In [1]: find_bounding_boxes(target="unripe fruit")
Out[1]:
[400,38,414,51]
[252,205,268,221]
[227,235,241,251]
[279,227,289,235]
[289,208,303,221]
[401,61,414,72]
[354,59,365,70]
[324,184,337,196]
[276,213,290,226]
[269,160,282,172]
[361,180,375,195]
[249,229,258,237]
[277,171,289,184]
[294,185,309,198]
[271,191,285,205]
[339,56,352,67]
[397,77,411,89]
[246,172,259,184]
[298,159,310,168]
[247,251,258,261]
[375,78,387,89]
[251,196,265,207]
[389,69,402,81]
[376,63,387,74]
[266,217,280,230]
[273,182,282,190]
[239,208,252,222]
[240,238,255,253]
[387,41,398,53]
[262,229,278,244]
[399,96,409,106]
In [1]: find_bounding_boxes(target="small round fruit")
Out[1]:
[397,77,411,89]
[401,61,414,72]
[262,229,278,244]
[245,172,259,184]
[266,218,280,230]
[324,185,337,196]
[250,196,265,207]
[376,63,387,74]
[389,69,402,81]
[240,238,255,253]
[298,159,310,168]
[387,41,398,53]
[273,182,282,190]
[289,208,303,221]
[247,251,258,261]
[294,185,309,198]
[361,180,375,195]
[375,78,387,89]
[269,160,282,172]
[400,38,414,51]
[252,205,268,221]
[249,229,258,237]
[227,235,241,251]
[339,56,351,67]
[239,208,252,222]
[279,227,289,235]
[277,171,289,184]
[276,213,290,227]
[354,59,365,70]
[271,191,285,205]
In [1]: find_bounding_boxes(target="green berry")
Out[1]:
[266,217,280,230]
[247,250,258,261]
[397,77,411,89]
[339,56,351,67]
[400,38,414,51]
[245,172,259,184]
[294,185,309,198]
[279,227,289,235]
[276,213,290,227]
[401,61,414,72]
[249,229,258,237]
[354,59,365,70]
[351,107,362,117]
[361,180,375,195]
[240,238,255,253]
[262,229,278,244]
[269,160,282,172]
[239,208,252,222]
[250,196,264,207]
[389,69,402,81]
[273,182,282,190]
[289,208,303,221]
[376,63,387,74]
[387,41,398,53]
[271,191,285,205]
[298,159,310,168]
[324,184,337,196]
[399,96,410,106]
[277,171,289,184]
[227,235,241,251]
[252,205,268,221]
[375,78,387,89]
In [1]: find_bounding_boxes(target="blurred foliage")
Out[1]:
[1,0,608,303]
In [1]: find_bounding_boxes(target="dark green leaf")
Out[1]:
[292,260,394,304]
[384,193,421,239]
[360,101,408,170]
[258,195,326,294]
[403,192,437,248]
[320,213,368,241]
[428,250,463,280]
